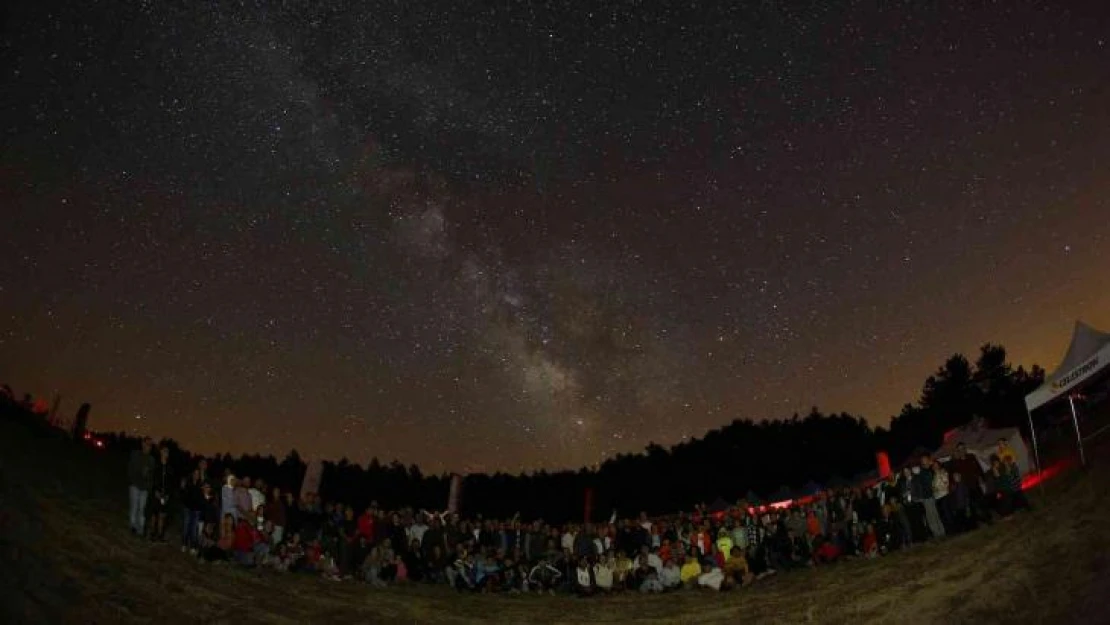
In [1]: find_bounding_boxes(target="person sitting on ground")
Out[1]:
[613,550,634,588]
[697,557,726,591]
[216,513,235,549]
[679,549,702,588]
[394,551,409,583]
[199,516,232,562]
[593,552,615,593]
[812,535,841,564]
[659,557,682,590]
[265,487,287,545]
[424,544,449,584]
[402,538,426,582]
[503,558,529,593]
[643,545,663,575]
[318,549,342,581]
[232,516,263,566]
[276,532,305,572]
[361,542,387,587]
[860,523,879,558]
[528,557,562,594]
[575,556,596,596]
[724,546,754,587]
[639,564,664,593]
[302,538,323,573]
[627,553,653,590]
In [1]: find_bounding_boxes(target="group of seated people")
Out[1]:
[145,437,1031,596]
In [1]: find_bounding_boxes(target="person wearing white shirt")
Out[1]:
[659,560,681,589]
[575,560,594,596]
[408,515,429,545]
[593,557,614,591]
[561,529,576,552]
[247,483,265,515]
[698,564,725,591]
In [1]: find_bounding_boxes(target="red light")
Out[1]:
[95,440,104,449]
[1022,460,1070,489]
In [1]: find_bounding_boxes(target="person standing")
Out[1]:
[221,474,239,529]
[946,443,989,526]
[181,466,207,553]
[148,445,174,542]
[127,438,155,536]
[265,487,287,545]
[914,455,946,539]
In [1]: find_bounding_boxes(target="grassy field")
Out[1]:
[2,417,1107,625]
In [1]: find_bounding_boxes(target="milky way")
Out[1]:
[2,1,1109,473]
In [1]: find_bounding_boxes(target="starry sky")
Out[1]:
[2,2,1109,474]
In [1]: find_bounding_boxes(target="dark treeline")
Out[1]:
[80,344,1041,524]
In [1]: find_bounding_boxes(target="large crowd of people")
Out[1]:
[125,436,1032,595]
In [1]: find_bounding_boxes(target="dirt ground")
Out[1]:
[2,417,1107,625]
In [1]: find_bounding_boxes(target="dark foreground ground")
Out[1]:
[2,417,1108,625]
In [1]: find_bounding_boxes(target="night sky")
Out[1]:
[3,2,1109,474]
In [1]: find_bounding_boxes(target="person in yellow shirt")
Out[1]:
[996,438,1017,466]
[716,529,734,562]
[679,549,702,587]
[723,546,754,588]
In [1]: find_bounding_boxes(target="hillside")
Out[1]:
[1,415,1108,625]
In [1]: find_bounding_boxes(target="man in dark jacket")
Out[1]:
[946,443,990,524]
[913,455,946,539]
[128,438,155,536]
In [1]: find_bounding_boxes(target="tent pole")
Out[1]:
[1068,394,1087,467]
[1025,407,1043,483]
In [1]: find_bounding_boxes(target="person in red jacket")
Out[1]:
[860,524,878,558]
[690,523,713,558]
[233,517,269,566]
[813,536,841,564]
[233,517,256,565]
[358,507,376,543]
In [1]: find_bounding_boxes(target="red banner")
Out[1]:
[876,450,891,479]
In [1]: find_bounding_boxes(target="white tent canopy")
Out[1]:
[1023,320,1110,470]
[1025,321,1110,412]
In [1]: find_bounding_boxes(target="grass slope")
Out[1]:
[1,417,1107,625]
